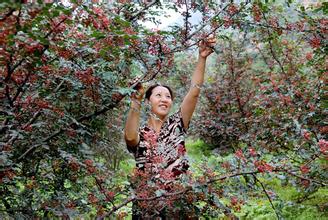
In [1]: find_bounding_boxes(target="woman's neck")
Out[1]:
[148,113,165,133]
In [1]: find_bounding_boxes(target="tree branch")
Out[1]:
[283,169,327,186]
[170,0,251,54]
[21,110,42,130]
[129,0,160,21]
[252,174,281,220]
[261,12,290,83]
[0,9,15,22]
[98,197,135,219]
[5,85,13,107]
[241,20,322,34]
[185,3,230,42]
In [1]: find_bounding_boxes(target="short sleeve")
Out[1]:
[169,108,188,134]
[126,140,139,154]
[126,130,142,154]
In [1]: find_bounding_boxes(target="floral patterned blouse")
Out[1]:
[127,109,189,177]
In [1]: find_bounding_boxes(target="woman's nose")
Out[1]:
[160,97,169,102]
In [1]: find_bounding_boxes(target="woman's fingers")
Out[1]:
[199,35,216,57]
[199,39,206,49]
[132,82,144,100]
[206,38,216,45]
[199,36,216,48]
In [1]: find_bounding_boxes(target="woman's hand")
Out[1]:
[199,36,217,58]
[131,82,144,102]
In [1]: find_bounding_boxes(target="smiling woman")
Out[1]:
[145,84,174,127]
[127,83,190,175]
[124,36,216,218]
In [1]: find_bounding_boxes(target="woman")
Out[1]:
[124,37,216,218]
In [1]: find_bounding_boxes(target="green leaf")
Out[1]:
[116,87,134,96]
[91,31,106,39]
[53,9,60,17]
[64,179,72,189]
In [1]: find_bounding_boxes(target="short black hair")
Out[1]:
[145,84,174,100]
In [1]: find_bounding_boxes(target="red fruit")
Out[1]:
[306,52,313,60]
[87,166,96,174]
[309,37,321,48]
[318,139,328,154]
[23,125,33,132]
[254,160,273,173]
[300,165,310,174]
[319,126,328,134]
[230,196,238,206]
[249,147,257,157]
[88,194,98,204]
[221,161,231,170]
[65,201,76,209]
[302,130,311,140]
[3,145,12,151]
[281,39,288,45]
[235,149,246,161]
[69,160,80,172]
[227,4,238,15]
[301,179,310,188]
[66,129,77,137]
[36,99,49,109]
[111,93,124,102]
[252,4,262,22]
[223,16,233,28]
[97,206,105,217]
[106,191,115,201]
[84,159,93,167]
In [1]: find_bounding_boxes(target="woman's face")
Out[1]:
[148,86,173,118]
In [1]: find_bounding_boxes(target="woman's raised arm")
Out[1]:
[124,83,144,147]
[180,37,216,130]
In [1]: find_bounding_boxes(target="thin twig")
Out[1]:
[17,129,63,162]
[252,174,280,220]
[129,0,159,21]
[5,85,13,107]
[284,169,327,186]
[241,20,324,34]
[261,12,289,82]
[21,110,42,130]
[185,3,231,42]
[171,0,251,54]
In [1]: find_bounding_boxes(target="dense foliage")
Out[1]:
[0,0,327,218]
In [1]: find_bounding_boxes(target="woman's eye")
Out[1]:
[156,94,161,97]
